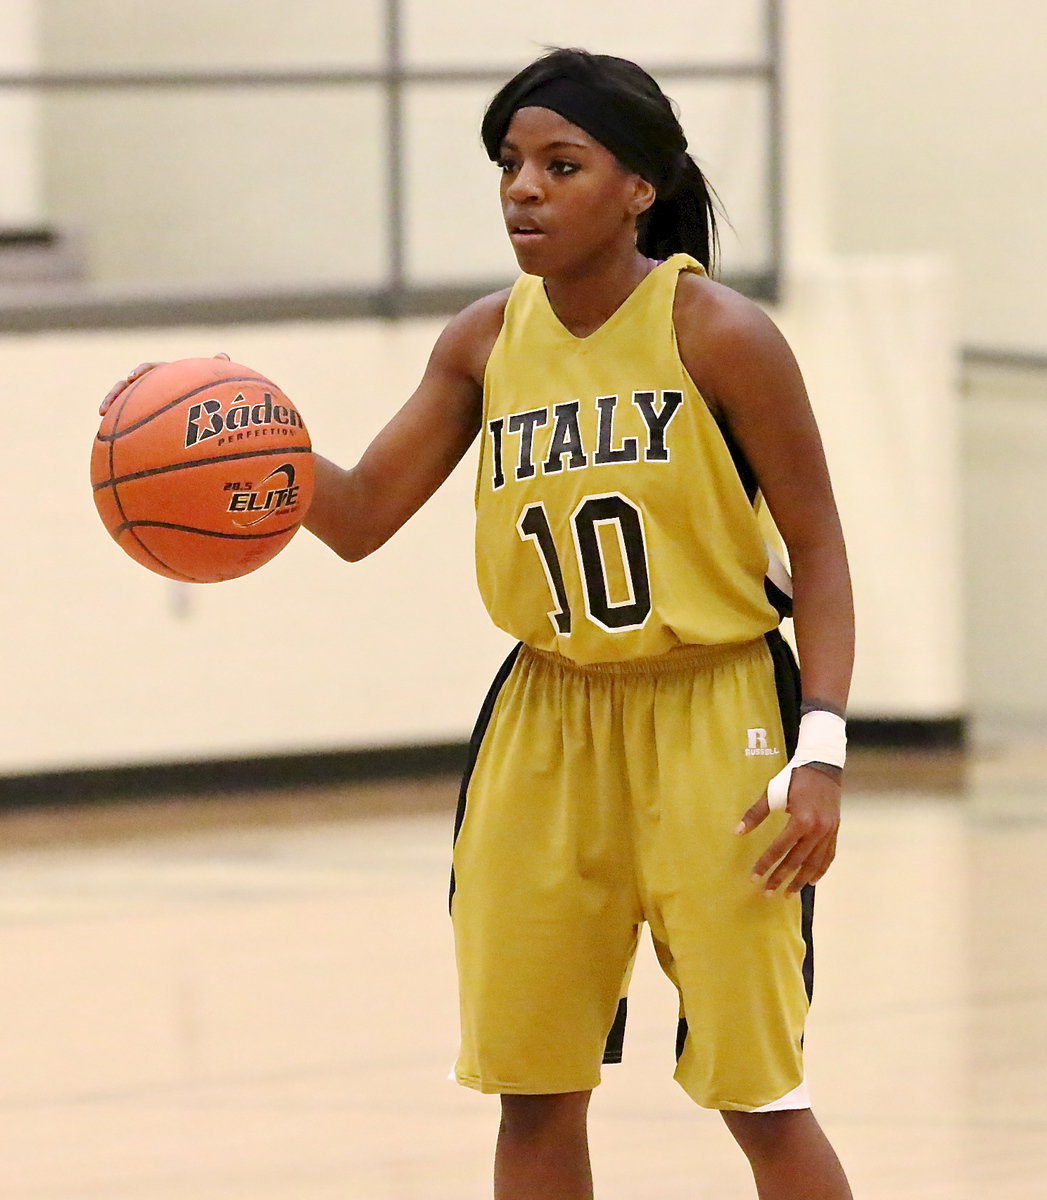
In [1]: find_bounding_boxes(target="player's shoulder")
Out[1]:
[674,271,782,354]
[673,270,797,395]
[432,288,511,386]
[449,287,512,337]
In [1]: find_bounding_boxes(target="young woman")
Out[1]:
[106,47,854,1200]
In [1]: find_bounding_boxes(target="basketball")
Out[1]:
[91,357,315,583]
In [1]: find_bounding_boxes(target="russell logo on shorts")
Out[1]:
[745,728,781,757]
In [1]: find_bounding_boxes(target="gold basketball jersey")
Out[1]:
[475,254,779,664]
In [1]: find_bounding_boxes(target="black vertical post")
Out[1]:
[765,0,785,303]
[385,0,406,314]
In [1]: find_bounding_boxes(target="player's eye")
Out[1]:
[496,157,518,174]
[549,159,580,176]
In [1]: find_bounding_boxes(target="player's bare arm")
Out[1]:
[304,291,508,562]
[675,275,855,892]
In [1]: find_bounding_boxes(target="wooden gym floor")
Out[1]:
[0,743,1044,1199]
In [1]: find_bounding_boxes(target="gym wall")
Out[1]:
[1,258,959,775]
[10,0,1043,774]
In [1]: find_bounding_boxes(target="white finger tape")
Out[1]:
[766,764,793,812]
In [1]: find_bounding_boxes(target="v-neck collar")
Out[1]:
[536,257,674,344]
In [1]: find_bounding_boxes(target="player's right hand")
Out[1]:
[99,352,230,415]
[736,764,842,894]
[100,362,163,415]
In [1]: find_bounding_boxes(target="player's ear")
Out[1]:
[627,175,656,218]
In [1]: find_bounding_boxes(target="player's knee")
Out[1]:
[499,1091,591,1139]
[720,1107,815,1161]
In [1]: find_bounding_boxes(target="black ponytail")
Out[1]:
[482,48,720,273]
[639,153,718,271]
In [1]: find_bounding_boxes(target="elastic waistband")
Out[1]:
[521,637,769,679]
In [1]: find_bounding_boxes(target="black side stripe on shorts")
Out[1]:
[448,642,523,911]
[764,627,817,1004]
[603,998,628,1065]
[676,629,815,1066]
[765,627,801,757]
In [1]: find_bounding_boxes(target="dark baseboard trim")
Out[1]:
[0,718,967,811]
[0,742,471,811]
[847,717,966,749]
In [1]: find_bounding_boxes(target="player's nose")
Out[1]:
[504,163,544,203]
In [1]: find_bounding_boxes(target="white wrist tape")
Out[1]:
[766,711,847,812]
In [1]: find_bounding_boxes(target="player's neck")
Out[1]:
[542,251,657,339]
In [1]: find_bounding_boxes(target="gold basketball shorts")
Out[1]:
[449,631,814,1112]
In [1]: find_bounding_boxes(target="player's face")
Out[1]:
[497,107,653,278]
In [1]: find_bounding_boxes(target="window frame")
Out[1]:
[0,0,783,330]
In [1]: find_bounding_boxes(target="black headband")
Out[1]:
[491,77,669,190]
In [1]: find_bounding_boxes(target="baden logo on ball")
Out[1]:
[184,390,306,448]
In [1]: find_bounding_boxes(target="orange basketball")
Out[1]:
[91,357,315,583]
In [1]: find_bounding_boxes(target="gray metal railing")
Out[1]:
[963,347,1047,374]
[0,0,787,328]
[0,0,784,330]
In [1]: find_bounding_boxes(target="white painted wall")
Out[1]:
[36,0,387,289]
[0,256,959,774]
[10,1,1022,772]
[39,0,384,69]
[0,0,42,227]
[34,0,774,289]
[775,257,962,719]
[818,0,1047,354]
[31,1,1047,355]
[3,317,510,774]
[962,363,1047,735]
[800,0,1047,726]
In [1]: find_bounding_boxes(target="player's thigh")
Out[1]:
[451,649,640,1092]
[646,637,810,1109]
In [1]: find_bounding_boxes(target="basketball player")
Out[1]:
[104,47,854,1200]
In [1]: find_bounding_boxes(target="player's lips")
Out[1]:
[507,216,547,242]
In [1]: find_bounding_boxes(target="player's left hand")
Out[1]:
[735,765,842,894]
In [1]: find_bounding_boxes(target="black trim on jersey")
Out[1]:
[448,642,523,911]
[714,414,795,619]
[765,576,794,621]
[715,415,759,504]
[603,997,628,1065]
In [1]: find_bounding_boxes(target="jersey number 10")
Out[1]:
[517,492,652,636]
